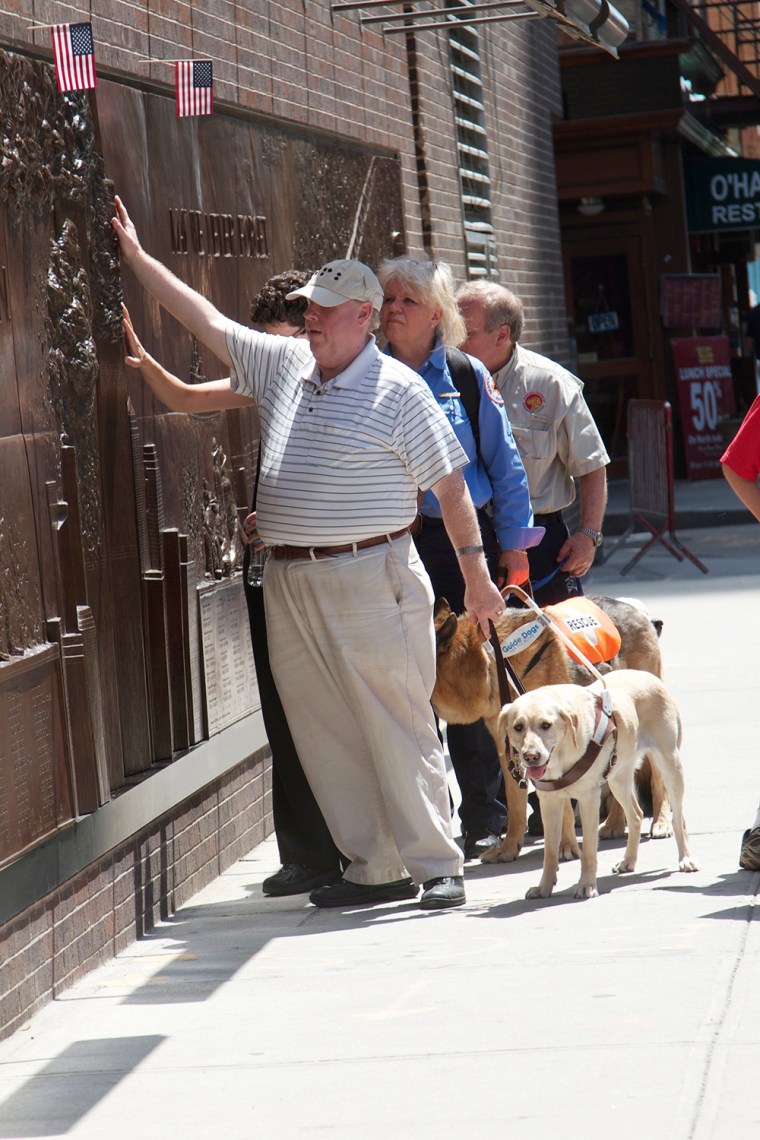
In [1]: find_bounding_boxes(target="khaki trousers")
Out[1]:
[264,534,463,886]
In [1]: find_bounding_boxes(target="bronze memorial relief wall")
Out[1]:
[0,46,405,872]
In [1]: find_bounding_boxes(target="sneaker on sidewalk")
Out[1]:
[739,827,760,871]
[463,830,501,860]
[263,863,342,897]
[309,877,418,908]
[420,876,466,910]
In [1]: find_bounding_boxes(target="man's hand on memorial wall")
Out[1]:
[111,196,141,263]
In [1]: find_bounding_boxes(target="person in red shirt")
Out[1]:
[721,395,760,872]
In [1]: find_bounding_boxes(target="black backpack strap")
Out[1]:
[446,347,480,455]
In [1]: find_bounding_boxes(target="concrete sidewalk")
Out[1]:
[0,522,757,1139]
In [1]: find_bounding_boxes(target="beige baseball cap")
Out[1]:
[287,259,383,310]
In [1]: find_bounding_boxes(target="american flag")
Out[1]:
[175,61,213,118]
[51,22,97,93]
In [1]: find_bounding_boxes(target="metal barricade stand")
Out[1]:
[601,399,709,576]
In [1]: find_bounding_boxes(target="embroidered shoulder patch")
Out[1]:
[483,370,504,406]
[524,392,544,413]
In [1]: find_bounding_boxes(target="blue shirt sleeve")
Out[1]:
[419,349,543,551]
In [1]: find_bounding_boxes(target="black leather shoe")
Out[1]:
[263,863,342,897]
[420,876,466,910]
[309,877,418,908]
[463,831,502,860]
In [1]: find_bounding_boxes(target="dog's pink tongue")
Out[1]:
[528,764,547,780]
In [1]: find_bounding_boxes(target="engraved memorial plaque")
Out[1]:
[0,647,72,865]
[198,579,260,737]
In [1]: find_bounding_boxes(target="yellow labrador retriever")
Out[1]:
[502,670,700,900]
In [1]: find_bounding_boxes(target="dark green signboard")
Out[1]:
[685,158,760,234]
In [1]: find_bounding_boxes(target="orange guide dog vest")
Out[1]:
[543,597,622,666]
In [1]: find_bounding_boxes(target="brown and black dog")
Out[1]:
[432,595,670,863]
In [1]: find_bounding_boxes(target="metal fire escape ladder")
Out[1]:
[671,0,760,98]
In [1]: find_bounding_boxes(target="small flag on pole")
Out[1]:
[51,22,97,92]
[175,60,213,118]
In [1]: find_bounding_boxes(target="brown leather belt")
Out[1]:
[269,527,410,561]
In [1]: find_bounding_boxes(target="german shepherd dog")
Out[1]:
[432,595,669,863]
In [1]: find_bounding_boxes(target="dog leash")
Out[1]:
[488,621,525,705]
[529,558,568,594]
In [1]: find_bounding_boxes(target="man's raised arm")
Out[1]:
[111,195,231,368]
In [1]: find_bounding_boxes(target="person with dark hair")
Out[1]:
[249,271,311,334]
[242,272,345,897]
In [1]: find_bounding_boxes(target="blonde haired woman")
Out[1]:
[378,256,543,860]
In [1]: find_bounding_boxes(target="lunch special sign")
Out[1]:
[671,336,735,479]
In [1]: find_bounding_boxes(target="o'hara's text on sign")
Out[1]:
[686,158,760,234]
[169,209,269,258]
[709,170,760,225]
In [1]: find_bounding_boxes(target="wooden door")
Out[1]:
[563,233,653,476]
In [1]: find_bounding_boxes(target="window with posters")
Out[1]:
[671,336,736,479]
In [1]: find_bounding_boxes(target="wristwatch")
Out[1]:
[579,527,603,547]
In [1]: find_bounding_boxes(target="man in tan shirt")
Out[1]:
[458,281,609,606]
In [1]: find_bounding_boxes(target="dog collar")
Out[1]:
[524,691,617,792]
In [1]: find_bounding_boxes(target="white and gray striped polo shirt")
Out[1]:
[226,322,467,546]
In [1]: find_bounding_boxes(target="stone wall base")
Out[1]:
[0,746,272,1042]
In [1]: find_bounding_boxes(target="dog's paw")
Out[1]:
[481,840,522,863]
[574,881,599,899]
[599,822,626,841]
[612,857,636,874]
[679,855,700,872]
[650,818,674,840]
[526,884,552,899]
[558,839,581,862]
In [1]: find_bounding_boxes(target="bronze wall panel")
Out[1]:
[0,220,18,436]
[0,47,406,868]
[0,436,45,659]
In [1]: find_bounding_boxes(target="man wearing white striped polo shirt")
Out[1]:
[112,198,507,911]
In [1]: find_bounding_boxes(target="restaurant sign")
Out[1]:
[685,158,760,234]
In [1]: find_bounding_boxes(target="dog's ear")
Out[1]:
[433,596,452,621]
[558,706,580,749]
[435,612,459,650]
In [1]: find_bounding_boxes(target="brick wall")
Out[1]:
[480,22,571,363]
[0,747,271,1042]
[0,3,568,354]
